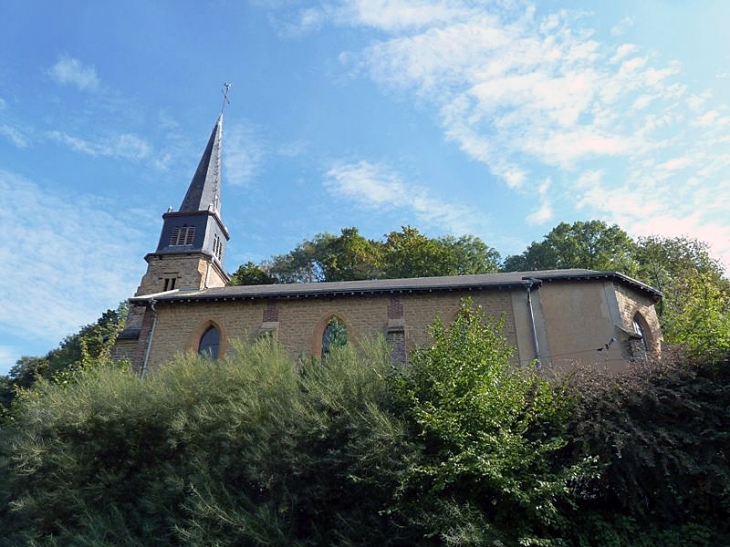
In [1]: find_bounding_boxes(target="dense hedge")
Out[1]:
[1,307,728,546]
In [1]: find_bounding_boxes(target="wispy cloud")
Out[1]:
[280,0,480,36]
[611,16,634,36]
[0,124,29,148]
[325,160,481,234]
[526,177,553,225]
[47,54,100,91]
[305,0,730,269]
[47,130,151,160]
[0,169,149,363]
[224,124,265,186]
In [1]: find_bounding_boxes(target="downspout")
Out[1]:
[522,278,542,368]
[141,299,158,377]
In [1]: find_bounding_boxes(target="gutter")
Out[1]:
[522,278,543,368]
[141,299,158,377]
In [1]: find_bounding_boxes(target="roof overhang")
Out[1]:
[129,269,662,306]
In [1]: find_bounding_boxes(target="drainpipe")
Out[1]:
[141,299,158,377]
[522,278,542,368]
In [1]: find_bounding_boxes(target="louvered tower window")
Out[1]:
[170,226,195,246]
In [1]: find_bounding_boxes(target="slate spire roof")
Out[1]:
[179,114,223,214]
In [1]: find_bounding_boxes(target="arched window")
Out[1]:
[628,313,649,361]
[633,317,648,352]
[198,325,220,359]
[322,317,348,356]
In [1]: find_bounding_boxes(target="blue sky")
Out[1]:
[1,0,729,375]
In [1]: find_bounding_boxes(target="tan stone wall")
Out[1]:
[136,253,227,295]
[144,300,267,371]
[111,338,137,363]
[142,290,518,371]
[135,282,660,374]
[614,282,663,352]
[538,281,627,373]
[400,292,517,356]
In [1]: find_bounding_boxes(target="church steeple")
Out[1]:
[180,114,222,214]
[135,115,231,296]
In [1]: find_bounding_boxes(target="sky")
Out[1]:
[0,0,728,375]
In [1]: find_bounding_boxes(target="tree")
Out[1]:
[317,227,383,281]
[393,300,593,543]
[229,261,276,286]
[259,226,499,283]
[635,236,730,361]
[265,229,382,283]
[0,338,415,545]
[1,304,127,412]
[503,220,638,274]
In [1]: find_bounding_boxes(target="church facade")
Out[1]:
[114,116,663,374]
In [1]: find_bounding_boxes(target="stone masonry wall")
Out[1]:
[141,289,518,371]
[614,282,663,352]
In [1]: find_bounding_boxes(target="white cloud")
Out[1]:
[325,160,480,234]
[526,177,553,225]
[47,55,100,91]
[610,43,638,63]
[0,124,29,148]
[0,170,148,358]
[0,345,19,373]
[610,16,634,36]
[47,130,151,160]
[224,125,265,186]
[284,0,480,35]
[315,0,730,269]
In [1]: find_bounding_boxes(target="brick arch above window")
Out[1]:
[189,319,228,359]
[311,313,351,357]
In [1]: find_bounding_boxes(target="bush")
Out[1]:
[0,337,414,546]
[391,302,595,544]
[563,351,730,545]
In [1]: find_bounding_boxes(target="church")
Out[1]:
[114,115,663,374]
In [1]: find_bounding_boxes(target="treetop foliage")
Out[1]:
[230,226,500,285]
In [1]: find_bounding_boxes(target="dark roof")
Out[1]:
[179,115,223,213]
[130,269,662,305]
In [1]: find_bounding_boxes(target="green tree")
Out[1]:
[1,305,127,412]
[393,301,593,543]
[635,236,730,361]
[229,261,276,285]
[383,226,499,279]
[503,220,638,274]
[261,226,499,283]
[317,226,383,281]
[563,355,730,545]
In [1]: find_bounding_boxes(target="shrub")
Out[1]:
[391,301,595,544]
[0,337,414,546]
[563,351,730,545]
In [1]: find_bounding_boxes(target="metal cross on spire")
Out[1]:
[221,82,232,114]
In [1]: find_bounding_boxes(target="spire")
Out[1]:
[179,114,223,213]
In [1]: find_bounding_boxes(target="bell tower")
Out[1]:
[135,114,230,296]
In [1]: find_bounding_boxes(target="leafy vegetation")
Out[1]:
[0,304,127,414]
[231,226,500,285]
[562,352,730,545]
[1,219,728,543]
[3,301,726,545]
